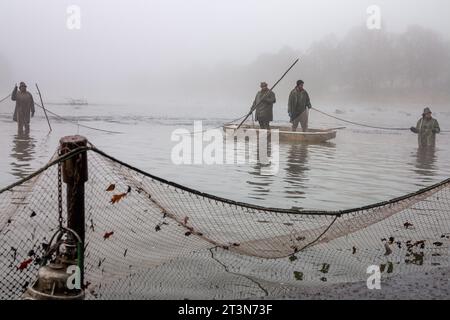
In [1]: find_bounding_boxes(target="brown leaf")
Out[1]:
[384,243,392,256]
[183,216,189,225]
[103,231,114,240]
[404,222,414,229]
[352,246,357,255]
[110,193,127,204]
[433,242,443,247]
[184,231,191,237]
[18,258,33,270]
[106,184,116,192]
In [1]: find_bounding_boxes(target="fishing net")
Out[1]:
[1,143,449,300]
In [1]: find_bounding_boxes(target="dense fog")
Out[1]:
[1,0,449,110]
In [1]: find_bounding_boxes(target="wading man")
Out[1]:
[11,82,35,134]
[252,82,276,130]
[410,107,440,148]
[288,80,312,132]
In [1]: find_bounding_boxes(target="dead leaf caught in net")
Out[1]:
[293,271,303,281]
[384,243,393,256]
[110,193,127,204]
[18,258,33,271]
[103,231,114,240]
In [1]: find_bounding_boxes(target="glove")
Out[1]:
[410,127,418,133]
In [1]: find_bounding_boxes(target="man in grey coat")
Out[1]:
[252,82,276,130]
[12,82,35,134]
[410,107,440,148]
[288,80,312,132]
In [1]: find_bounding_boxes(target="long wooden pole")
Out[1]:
[35,83,52,132]
[236,58,300,131]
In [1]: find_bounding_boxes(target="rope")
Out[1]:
[0,94,11,104]
[312,107,450,133]
[34,102,124,134]
[178,114,248,136]
[312,107,410,131]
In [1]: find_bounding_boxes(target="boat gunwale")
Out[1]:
[223,124,337,136]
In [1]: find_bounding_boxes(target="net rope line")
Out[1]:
[6,92,448,134]
[33,102,124,134]
[1,144,449,217]
[1,143,449,299]
[1,93,123,134]
[1,142,448,262]
[177,114,248,136]
[312,107,450,132]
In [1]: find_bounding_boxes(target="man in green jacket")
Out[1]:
[288,80,312,132]
[12,82,35,134]
[252,82,276,130]
[410,107,440,148]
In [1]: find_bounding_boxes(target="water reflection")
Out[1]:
[283,143,310,200]
[412,146,437,182]
[10,131,36,179]
[246,135,277,200]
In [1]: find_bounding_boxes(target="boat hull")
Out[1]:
[223,124,337,143]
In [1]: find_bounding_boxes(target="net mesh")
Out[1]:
[1,145,449,300]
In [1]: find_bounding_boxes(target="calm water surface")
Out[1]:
[0,103,449,211]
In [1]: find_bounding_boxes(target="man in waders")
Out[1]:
[11,82,35,134]
[410,107,440,148]
[252,82,276,130]
[288,80,312,132]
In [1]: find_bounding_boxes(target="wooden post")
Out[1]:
[59,135,88,284]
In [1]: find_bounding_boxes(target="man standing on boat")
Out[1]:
[11,82,35,134]
[410,107,440,148]
[288,80,312,132]
[251,82,276,130]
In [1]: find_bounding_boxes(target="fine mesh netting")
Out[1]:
[1,145,449,300]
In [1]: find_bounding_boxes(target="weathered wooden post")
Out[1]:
[59,135,88,284]
[59,135,88,245]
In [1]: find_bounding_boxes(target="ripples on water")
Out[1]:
[0,104,449,211]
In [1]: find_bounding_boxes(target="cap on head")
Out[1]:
[423,107,432,115]
[260,82,268,87]
[297,80,304,86]
[19,82,27,88]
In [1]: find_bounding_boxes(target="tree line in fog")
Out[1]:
[175,25,450,106]
[1,24,449,107]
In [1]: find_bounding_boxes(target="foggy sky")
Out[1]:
[1,0,450,104]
